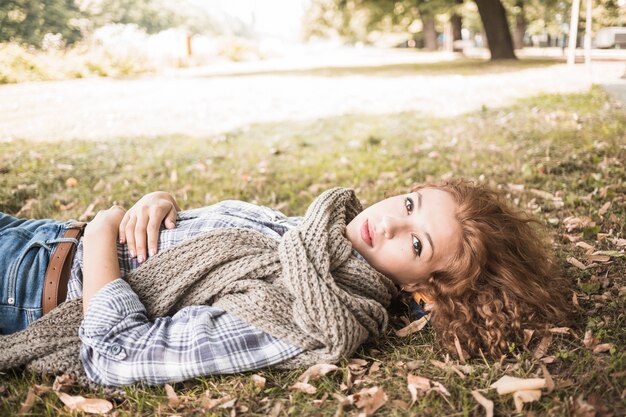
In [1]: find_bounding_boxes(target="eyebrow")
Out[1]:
[415,192,434,261]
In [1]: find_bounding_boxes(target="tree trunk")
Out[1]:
[451,14,462,51]
[474,0,517,59]
[451,0,463,51]
[422,16,437,51]
[513,0,526,50]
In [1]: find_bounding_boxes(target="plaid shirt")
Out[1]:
[68,200,305,387]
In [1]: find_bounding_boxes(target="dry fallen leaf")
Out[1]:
[395,316,429,337]
[53,374,75,393]
[471,390,494,417]
[567,256,587,270]
[297,363,339,383]
[352,386,387,416]
[540,363,555,394]
[164,384,180,408]
[523,329,535,347]
[454,333,466,364]
[593,343,613,353]
[368,361,381,376]
[533,333,553,360]
[513,389,542,413]
[19,387,37,414]
[16,198,38,217]
[407,374,430,404]
[289,382,317,394]
[56,392,113,414]
[201,394,235,411]
[490,375,546,395]
[251,374,266,389]
[598,201,611,216]
[583,330,598,349]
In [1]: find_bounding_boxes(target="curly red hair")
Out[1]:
[410,179,572,358]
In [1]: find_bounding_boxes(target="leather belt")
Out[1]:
[42,222,87,315]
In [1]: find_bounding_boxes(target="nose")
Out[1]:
[380,215,407,239]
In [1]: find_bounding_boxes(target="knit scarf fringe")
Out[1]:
[0,188,397,393]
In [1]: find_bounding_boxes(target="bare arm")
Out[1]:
[82,206,125,314]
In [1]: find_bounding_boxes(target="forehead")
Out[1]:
[416,188,461,258]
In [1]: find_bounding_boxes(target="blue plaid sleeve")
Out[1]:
[79,278,303,387]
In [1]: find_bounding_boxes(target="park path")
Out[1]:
[0,48,623,142]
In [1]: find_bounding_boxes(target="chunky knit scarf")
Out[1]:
[0,188,397,390]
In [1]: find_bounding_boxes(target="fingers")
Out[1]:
[124,214,138,259]
[133,209,149,263]
[164,206,177,229]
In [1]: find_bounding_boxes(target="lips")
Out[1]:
[360,218,373,247]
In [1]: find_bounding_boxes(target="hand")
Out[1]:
[85,205,126,237]
[119,191,180,263]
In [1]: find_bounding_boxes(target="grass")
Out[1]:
[0,85,625,416]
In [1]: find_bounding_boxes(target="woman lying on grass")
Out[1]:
[0,180,572,388]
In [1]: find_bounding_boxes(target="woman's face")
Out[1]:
[346,188,462,291]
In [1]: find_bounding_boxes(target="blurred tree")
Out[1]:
[305,0,517,59]
[83,0,221,35]
[0,0,83,46]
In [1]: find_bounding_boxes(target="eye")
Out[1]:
[412,235,423,257]
[405,197,414,214]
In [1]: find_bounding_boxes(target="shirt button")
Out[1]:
[7,297,14,305]
[110,344,122,355]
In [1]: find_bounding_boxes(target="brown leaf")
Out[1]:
[79,198,101,221]
[567,257,587,270]
[395,316,429,337]
[268,402,282,417]
[548,327,575,336]
[391,399,410,410]
[297,363,339,383]
[533,333,553,360]
[368,361,381,376]
[407,374,430,404]
[53,374,75,393]
[572,395,597,417]
[454,333,466,364]
[349,358,368,367]
[563,216,595,232]
[19,387,37,414]
[586,254,611,263]
[56,392,113,414]
[289,382,317,394]
[164,384,180,408]
[572,292,580,308]
[523,329,535,347]
[592,343,613,353]
[251,374,266,389]
[471,390,494,417]
[575,241,594,251]
[16,199,39,217]
[352,386,387,416]
[490,376,546,395]
[513,389,542,413]
[201,394,234,411]
[540,363,555,394]
[583,330,598,349]
[598,201,611,216]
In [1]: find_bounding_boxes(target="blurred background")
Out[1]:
[1,0,625,84]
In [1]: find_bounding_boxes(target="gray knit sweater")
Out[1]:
[0,188,397,390]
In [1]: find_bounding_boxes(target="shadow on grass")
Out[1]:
[195,58,562,79]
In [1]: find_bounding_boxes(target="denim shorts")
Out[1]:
[0,212,78,335]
